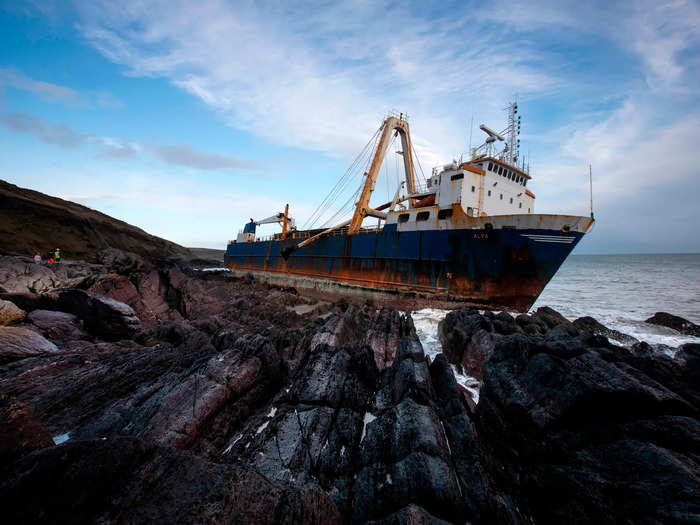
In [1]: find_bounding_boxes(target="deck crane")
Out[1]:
[239,204,295,242]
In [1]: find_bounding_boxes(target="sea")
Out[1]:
[413,254,700,389]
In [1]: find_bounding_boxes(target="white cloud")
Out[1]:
[0,67,78,102]
[0,111,253,171]
[73,0,558,168]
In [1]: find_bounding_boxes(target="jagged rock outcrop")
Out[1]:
[646,311,700,336]
[0,438,339,524]
[475,333,700,524]
[573,315,639,345]
[1,256,699,524]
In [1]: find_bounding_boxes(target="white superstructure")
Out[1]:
[427,157,534,217]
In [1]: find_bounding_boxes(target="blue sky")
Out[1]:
[1,1,699,253]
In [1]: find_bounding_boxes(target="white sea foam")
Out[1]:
[410,255,700,406]
[360,412,377,443]
[53,433,70,445]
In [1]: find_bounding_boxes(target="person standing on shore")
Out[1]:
[54,248,61,263]
[33,252,41,264]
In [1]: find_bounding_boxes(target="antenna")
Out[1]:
[589,164,594,219]
[468,113,474,156]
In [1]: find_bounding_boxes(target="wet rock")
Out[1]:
[438,307,492,367]
[0,438,340,524]
[476,332,700,524]
[515,312,545,335]
[27,309,89,343]
[55,288,140,340]
[531,305,576,331]
[645,312,700,336]
[491,311,523,335]
[0,399,53,464]
[0,326,60,364]
[573,315,639,345]
[463,329,501,380]
[0,299,25,325]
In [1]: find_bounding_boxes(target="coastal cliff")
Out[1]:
[1,252,698,524]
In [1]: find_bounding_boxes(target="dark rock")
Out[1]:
[531,305,574,330]
[574,315,639,345]
[438,307,492,367]
[476,331,700,524]
[55,288,140,340]
[463,329,501,380]
[645,312,700,336]
[0,292,57,313]
[491,311,523,335]
[515,312,545,335]
[0,399,54,465]
[28,309,90,343]
[98,247,147,274]
[0,438,339,524]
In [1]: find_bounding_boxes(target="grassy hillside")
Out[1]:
[0,180,190,261]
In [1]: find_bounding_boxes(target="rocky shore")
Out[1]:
[1,251,699,524]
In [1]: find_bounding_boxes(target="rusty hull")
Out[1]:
[225,213,591,312]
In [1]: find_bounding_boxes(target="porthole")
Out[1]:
[438,208,453,220]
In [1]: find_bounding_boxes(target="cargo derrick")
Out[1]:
[225,105,595,312]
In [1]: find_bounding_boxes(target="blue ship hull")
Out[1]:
[225,223,584,311]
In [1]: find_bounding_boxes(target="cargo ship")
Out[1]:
[225,104,594,311]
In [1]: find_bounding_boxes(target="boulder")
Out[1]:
[438,308,492,367]
[0,299,25,325]
[56,289,140,340]
[476,332,700,524]
[98,247,147,274]
[28,309,89,343]
[0,256,60,294]
[645,312,700,336]
[573,315,639,345]
[462,329,500,380]
[0,326,60,364]
[530,306,575,331]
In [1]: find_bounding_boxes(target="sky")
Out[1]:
[1,0,699,253]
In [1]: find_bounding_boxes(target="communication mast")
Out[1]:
[500,101,521,166]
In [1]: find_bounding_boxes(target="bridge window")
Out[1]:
[510,197,513,203]
[488,190,491,196]
[438,208,453,220]
[451,173,464,181]
[519,202,522,208]
[498,166,503,175]
[398,214,410,223]
[471,185,475,192]
[500,194,503,200]
[488,162,493,171]
[416,211,430,221]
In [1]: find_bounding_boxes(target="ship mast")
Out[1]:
[348,114,416,235]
